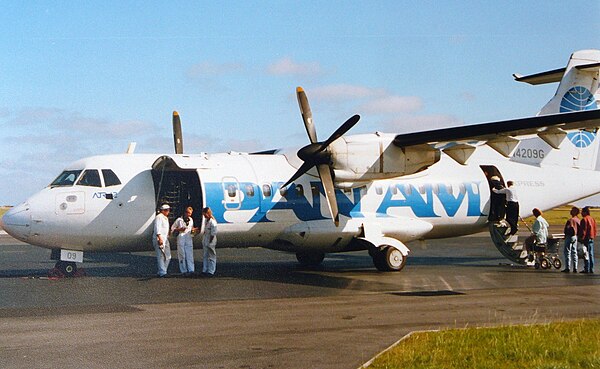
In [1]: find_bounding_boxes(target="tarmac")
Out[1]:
[0,232,598,368]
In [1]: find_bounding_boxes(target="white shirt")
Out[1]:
[493,186,519,202]
[202,218,217,245]
[153,213,170,238]
[533,216,549,244]
[171,216,194,240]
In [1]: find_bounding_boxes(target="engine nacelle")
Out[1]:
[329,132,440,186]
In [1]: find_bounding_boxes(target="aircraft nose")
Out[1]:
[2,203,31,241]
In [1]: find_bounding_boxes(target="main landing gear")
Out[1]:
[296,251,325,268]
[370,246,407,272]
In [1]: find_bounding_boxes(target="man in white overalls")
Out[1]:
[171,206,198,276]
[201,207,218,276]
[153,204,172,277]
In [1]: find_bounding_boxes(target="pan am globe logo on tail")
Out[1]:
[560,86,597,112]
[561,86,597,148]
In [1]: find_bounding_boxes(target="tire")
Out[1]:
[56,261,77,277]
[540,258,550,270]
[296,251,325,268]
[372,246,407,272]
[552,258,562,270]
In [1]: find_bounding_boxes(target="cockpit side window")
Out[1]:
[102,169,122,187]
[50,170,82,187]
[77,170,102,187]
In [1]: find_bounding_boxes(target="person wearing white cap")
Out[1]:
[153,204,172,277]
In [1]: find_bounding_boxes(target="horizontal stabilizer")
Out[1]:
[513,67,565,85]
[576,62,600,72]
[514,62,600,85]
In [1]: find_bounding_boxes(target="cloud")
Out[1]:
[267,57,323,77]
[359,96,423,114]
[380,114,463,133]
[460,92,476,102]
[309,84,386,102]
[1,107,162,161]
[9,107,63,126]
[3,108,158,140]
[186,62,245,79]
[299,84,424,117]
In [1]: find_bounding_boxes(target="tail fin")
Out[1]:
[513,49,600,116]
[511,50,600,170]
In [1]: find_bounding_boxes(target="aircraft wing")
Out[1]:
[392,109,600,160]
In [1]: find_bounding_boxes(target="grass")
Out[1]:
[522,206,596,227]
[366,319,600,369]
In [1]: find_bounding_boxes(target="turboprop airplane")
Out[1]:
[2,49,600,276]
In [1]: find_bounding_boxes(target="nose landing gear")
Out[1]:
[49,249,86,278]
[54,261,78,277]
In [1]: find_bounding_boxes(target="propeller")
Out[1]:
[282,87,360,226]
[173,111,183,154]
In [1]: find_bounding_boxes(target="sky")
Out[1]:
[1,1,599,205]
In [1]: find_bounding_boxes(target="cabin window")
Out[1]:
[102,169,121,187]
[279,186,288,196]
[419,185,426,194]
[227,184,237,198]
[295,184,304,197]
[50,170,82,187]
[245,184,255,197]
[77,170,102,187]
[404,184,412,195]
[262,184,272,198]
[391,184,398,195]
[375,185,383,195]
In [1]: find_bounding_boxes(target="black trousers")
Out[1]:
[506,201,519,235]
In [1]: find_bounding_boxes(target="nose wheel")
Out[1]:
[54,261,78,277]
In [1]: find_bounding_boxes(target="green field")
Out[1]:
[523,206,597,227]
[367,319,600,369]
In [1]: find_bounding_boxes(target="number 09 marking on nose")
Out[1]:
[60,249,83,263]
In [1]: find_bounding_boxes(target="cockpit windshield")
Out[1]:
[49,170,82,187]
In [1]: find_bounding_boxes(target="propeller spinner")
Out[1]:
[282,87,360,226]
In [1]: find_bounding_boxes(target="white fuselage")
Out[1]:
[4,137,600,254]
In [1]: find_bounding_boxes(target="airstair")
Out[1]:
[488,221,530,265]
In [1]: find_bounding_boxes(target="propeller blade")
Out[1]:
[317,164,339,226]
[281,161,315,189]
[319,114,360,150]
[297,87,318,143]
[173,111,183,154]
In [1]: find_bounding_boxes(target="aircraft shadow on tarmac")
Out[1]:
[0,246,509,294]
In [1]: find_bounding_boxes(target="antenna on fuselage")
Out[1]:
[173,111,184,154]
[126,142,137,154]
